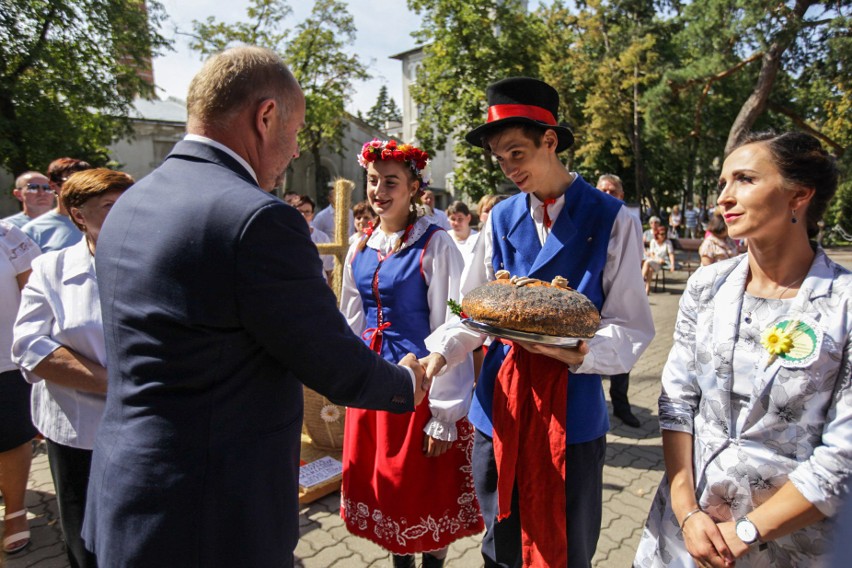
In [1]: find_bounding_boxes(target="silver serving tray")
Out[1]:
[461,318,584,347]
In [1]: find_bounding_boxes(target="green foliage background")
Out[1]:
[406,0,850,218]
[0,0,171,174]
[2,0,848,233]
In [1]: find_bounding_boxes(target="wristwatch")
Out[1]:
[735,516,761,545]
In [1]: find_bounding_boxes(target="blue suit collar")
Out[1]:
[167,139,259,189]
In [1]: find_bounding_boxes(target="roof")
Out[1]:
[128,97,187,124]
[389,45,426,60]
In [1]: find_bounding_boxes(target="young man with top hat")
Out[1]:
[421,77,655,567]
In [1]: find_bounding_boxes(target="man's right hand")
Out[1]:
[399,353,430,406]
[418,352,447,382]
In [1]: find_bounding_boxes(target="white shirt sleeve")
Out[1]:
[421,230,476,441]
[12,257,62,383]
[338,242,366,337]
[424,215,494,372]
[572,207,655,375]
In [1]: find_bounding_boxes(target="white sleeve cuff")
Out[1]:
[570,347,596,375]
[13,335,61,381]
[423,417,458,442]
[400,365,417,398]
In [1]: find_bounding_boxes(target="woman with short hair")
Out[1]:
[12,168,133,568]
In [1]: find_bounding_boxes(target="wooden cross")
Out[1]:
[315,177,354,301]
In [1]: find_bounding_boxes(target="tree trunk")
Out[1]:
[312,147,323,200]
[724,0,815,154]
[629,62,658,219]
[684,135,698,217]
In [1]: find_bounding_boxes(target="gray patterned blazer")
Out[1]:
[635,249,852,568]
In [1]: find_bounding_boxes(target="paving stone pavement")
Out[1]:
[5,248,851,567]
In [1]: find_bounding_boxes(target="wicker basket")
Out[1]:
[302,387,346,451]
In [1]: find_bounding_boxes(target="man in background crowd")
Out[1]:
[294,194,334,286]
[313,187,355,237]
[596,174,642,427]
[4,171,55,229]
[22,158,92,252]
[683,201,699,238]
[422,189,451,230]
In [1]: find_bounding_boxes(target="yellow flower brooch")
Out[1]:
[761,319,818,367]
[761,325,794,355]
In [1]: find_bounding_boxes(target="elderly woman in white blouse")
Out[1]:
[634,132,851,568]
[12,168,133,568]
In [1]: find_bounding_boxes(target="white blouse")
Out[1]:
[451,230,479,266]
[339,217,475,441]
[1,221,41,373]
[12,239,106,449]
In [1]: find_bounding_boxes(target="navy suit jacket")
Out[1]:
[83,141,414,567]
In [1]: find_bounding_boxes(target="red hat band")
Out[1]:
[486,104,557,126]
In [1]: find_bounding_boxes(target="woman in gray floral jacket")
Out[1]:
[635,131,850,568]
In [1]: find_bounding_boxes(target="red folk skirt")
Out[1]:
[341,396,484,554]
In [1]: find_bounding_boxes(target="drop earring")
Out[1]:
[791,209,798,224]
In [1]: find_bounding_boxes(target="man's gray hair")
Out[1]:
[597,173,623,190]
[649,216,661,224]
[187,46,299,128]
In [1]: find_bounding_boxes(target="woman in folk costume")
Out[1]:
[634,131,852,568]
[339,139,484,568]
[421,78,655,567]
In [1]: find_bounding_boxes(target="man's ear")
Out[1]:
[542,129,558,151]
[12,188,24,203]
[255,98,278,141]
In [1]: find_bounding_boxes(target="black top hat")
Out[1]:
[465,77,574,152]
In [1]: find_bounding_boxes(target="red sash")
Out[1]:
[492,341,569,567]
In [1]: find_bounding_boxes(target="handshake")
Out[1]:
[398,352,448,406]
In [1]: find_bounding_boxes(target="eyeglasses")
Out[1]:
[21,183,55,194]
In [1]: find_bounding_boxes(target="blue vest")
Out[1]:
[468,175,622,444]
[351,225,442,362]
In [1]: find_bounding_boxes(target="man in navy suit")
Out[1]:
[83,46,427,567]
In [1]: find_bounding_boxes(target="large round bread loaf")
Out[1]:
[462,277,600,338]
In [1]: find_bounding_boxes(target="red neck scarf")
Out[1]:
[541,198,557,229]
[492,340,569,567]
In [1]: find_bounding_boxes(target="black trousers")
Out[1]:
[609,373,631,415]
[473,429,605,568]
[46,440,98,568]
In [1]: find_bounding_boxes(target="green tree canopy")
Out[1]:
[538,0,672,212]
[189,0,368,191]
[0,0,171,174]
[408,0,849,218]
[365,85,402,130]
[406,0,544,200]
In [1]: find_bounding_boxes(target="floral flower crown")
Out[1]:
[357,139,432,189]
